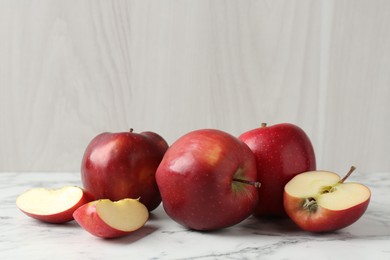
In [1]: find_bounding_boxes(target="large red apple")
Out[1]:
[284,166,371,232]
[81,129,168,211]
[73,198,149,238]
[239,123,316,217]
[156,129,260,231]
[16,186,94,223]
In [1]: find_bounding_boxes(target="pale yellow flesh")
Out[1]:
[16,186,83,215]
[285,171,371,210]
[96,199,149,231]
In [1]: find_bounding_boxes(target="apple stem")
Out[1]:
[130,128,134,133]
[233,178,261,188]
[339,166,356,183]
[261,122,267,128]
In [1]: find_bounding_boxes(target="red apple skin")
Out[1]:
[239,123,316,218]
[18,189,94,224]
[81,130,168,211]
[73,201,129,238]
[156,129,259,231]
[283,193,370,232]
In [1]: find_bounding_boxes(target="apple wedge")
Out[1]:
[16,186,94,223]
[284,166,371,232]
[73,198,149,238]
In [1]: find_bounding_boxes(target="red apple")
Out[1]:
[73,198,149,238]
[156,129,260,231]
[284,166,371,232]
[16,186,94,223]
[81,129,168,211]
[239,123,316,217]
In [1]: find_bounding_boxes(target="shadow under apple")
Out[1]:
[102,224,159,244]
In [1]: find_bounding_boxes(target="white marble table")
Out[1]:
[1,171,389,259]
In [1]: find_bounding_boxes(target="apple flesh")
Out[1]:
[156,129,260,231]
[81,129,169,211]
[73,198,149,238]
[239,123,316,217]
[16,186,94,224]
[284,167,371,232]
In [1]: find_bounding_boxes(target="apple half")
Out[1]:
[16,186,94,223]
[73,198,149,238]
[284,167,371,232]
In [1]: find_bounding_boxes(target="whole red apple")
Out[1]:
[156,129,260,231]
[239,123,316,218]
[284,166,371,232]
[81,129,168,211]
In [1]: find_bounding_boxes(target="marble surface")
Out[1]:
[1,171,389,260]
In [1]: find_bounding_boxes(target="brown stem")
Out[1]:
[339,166,356,183]
[261,122,267,128]
[233,178,261,188]
[129,128,134,133]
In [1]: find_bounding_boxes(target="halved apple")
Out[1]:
[73,198,149,238]
[283,166,371,232]
[16,186,94,223]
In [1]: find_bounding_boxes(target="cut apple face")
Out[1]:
[284,169,371,232]
[16,186,94,223]
[96,199,149,232]
[73,198,149,238]
[285,171,370,210]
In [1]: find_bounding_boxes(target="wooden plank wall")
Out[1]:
[1,0,389,173]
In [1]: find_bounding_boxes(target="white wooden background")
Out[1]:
[1,0,389,173]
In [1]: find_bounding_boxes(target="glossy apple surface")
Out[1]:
[81,129,168,211]
[73,198,149,238]
[284,168,371,232]
[239,123,316,217]
[156,129,259,231]
[16,186,94,223]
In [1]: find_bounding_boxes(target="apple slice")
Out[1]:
[73,198,149,238]
[16,186,94,223]
[284,166,371,232]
